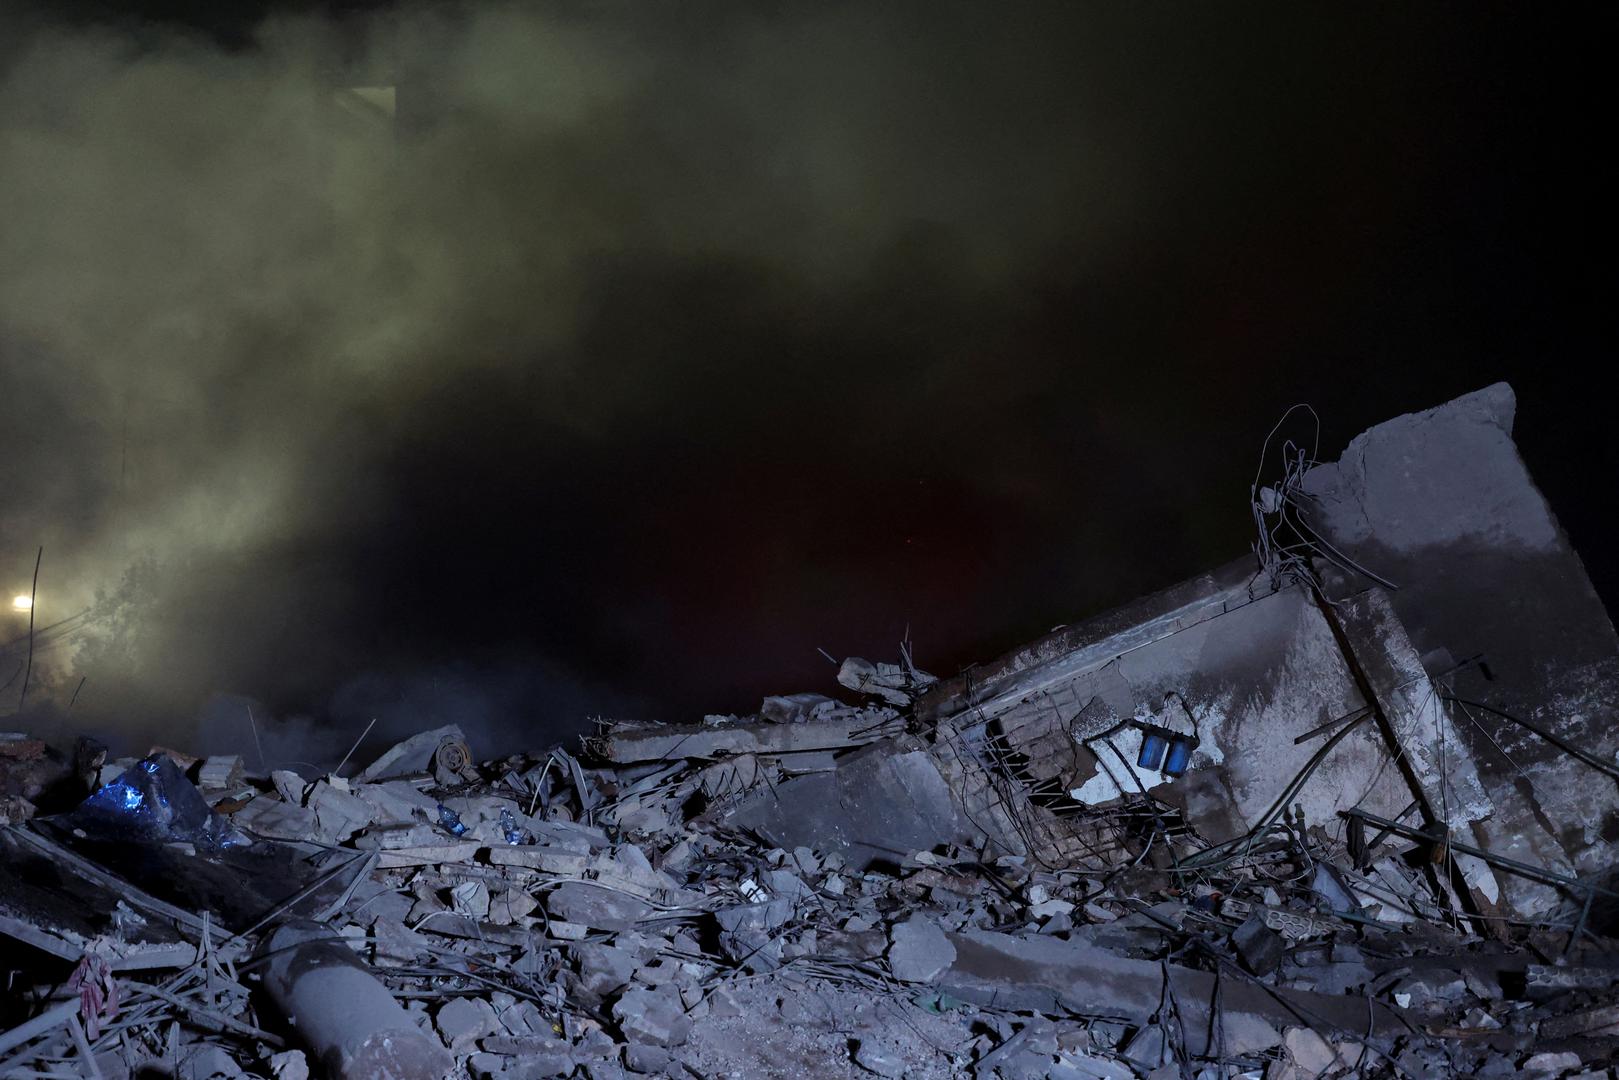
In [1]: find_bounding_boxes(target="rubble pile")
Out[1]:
[0,695,1616,1080]
[4,385,1619,1079]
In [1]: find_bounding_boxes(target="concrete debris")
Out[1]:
[837,655,938,706]
[196,756,244,791]
[1523,1051,1585,1076]
[1230,912,1284,975]
[7,387,1619,1079]
[851,1040,906,1077]
[307,779,375,843]
[266,1049,309,1080]
[545,881,654,930]
[610,985,691,1048]
[434,997,501,1051]
[887,916,956,983]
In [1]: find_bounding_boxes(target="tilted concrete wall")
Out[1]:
[1304,382,1619,915]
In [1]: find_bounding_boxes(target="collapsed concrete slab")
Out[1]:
[932,928,1408,1058]
[917,569,1501,897]
[913,384,1619,920]
[589,711,899,764]
[1302,383,1619,916]
[722,740,976,869]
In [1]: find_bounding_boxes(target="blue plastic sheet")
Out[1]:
[68,754,250,849]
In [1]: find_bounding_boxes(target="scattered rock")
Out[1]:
[547,882,653,931]
[1232,912,1284,975]
[266,1050,308,1080]
[612,986,692,1048]
[887,916,955,983]
[852,1040,906,1078]
[437,997,502,1051]
[1523,1052,1584,1077]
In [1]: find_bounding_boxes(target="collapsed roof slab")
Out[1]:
[918,570,1501,896]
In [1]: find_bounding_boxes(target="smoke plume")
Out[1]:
[0,3,1604,761]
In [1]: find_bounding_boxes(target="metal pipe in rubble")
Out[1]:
[260,920,453,1080]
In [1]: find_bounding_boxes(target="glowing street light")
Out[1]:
[11,595,31,611]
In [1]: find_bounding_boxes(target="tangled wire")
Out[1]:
[1250,403,1397,595]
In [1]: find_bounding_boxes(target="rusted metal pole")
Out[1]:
[260,921,452,1080]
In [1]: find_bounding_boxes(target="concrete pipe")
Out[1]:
[260,920,453,1080]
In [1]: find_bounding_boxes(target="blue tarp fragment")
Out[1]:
[68,754,250,850]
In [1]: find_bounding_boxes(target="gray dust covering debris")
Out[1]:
[5,387,1619,1078]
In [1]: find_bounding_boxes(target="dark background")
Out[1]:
[0,1,1612,757]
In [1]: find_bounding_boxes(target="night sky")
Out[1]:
[0,2,1612,761]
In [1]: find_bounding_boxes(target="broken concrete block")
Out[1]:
[1522,1052,1584,1077]
[270,769,308,805]
[353,821,439,849]
[466,1052,509,1079]
[197,755,244,790]
[526,818,611,851]
[232,796,318,841]
[759,692,842,723]
[887,916,955,983]
[435,997,501,1051]
[377,842,482,868]
[762,867,814,901]
[595,713,886,763]
[183,1045,245,1080]
[716,900,792,934]
[851,1040,905,1078]
[1272,1027,1345,1079]
[488,846,590,874]
[450,881,491,920]
[0,795,36,825]
[488,888,538,925]
[480,1034,571,1057]
[977,1025,1059,1079]
[1232,913,1284,975]
[1297,959,1374,996]
[1028,898,1075,919]
[308,780,375,843]
[931,929,1412,1058]
[574,941,638,998]
[715,908,784,972]
[838,656,936,705]
[1120,1025,1169,1071]
[470,1051,576,1080]
[623,1042,672,1074]
[1390,975,1468,1014]
[353,780,437,826]
[546,882,652,931]
[371,917,430,964]
[1539,1002,1619,1040]
[267,1050,309,1080]
[1309,863,1359,913]
[587,847,680,898]
[611,986,691,1048]
[1301,383,1619,919]
[725,744,974,871]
